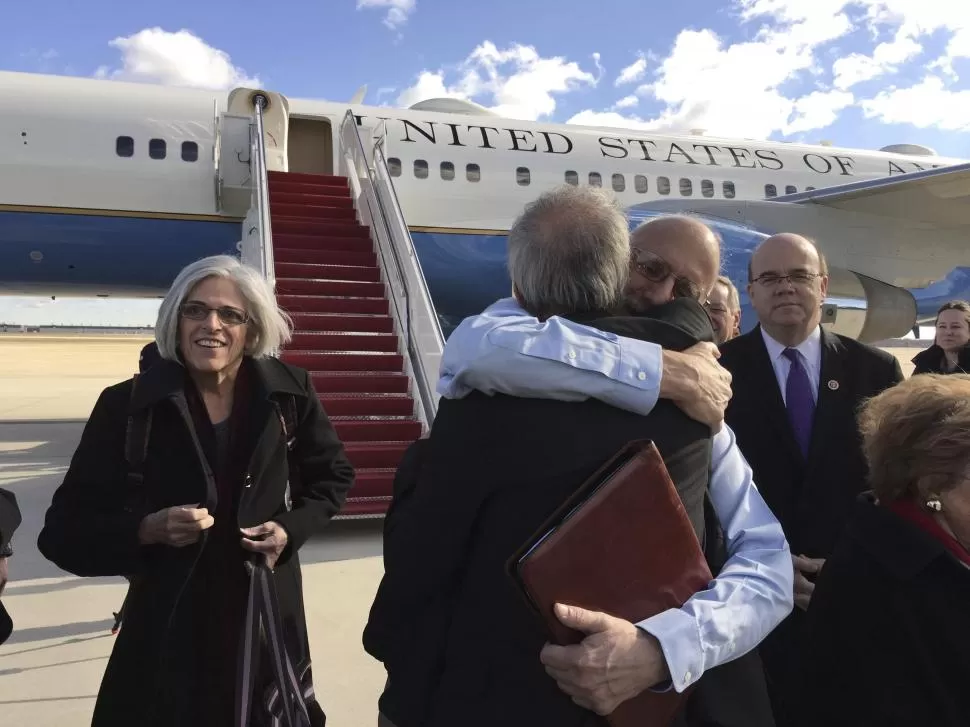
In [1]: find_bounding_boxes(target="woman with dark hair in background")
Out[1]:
[912,300,970,374]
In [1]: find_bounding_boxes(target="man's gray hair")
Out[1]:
[507,185,630,318]
[155,254,293,360]
[716,275,741,312]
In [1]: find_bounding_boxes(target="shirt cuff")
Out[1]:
[637,607,704,693]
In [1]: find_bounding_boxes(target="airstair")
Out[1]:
[218,91,444,517]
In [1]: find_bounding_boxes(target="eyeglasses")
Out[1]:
[179,302,249,326]
[630,248,704,302]
[752,272,823,287]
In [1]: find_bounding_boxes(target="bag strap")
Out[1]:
[237,559,312,727]
[124,373,153,488]
[277,394,301,511]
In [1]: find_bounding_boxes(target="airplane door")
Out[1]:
[288,118,333,175]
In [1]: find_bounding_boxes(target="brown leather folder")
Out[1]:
[507,440,714,727]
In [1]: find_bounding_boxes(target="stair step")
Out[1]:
[270,203,357,221]
[344,441,411,469]
[290,312,393,333]
[277,278,384,298]
[269,191,354,209]
[347,469,398,498]
[291,331,399,353]
[339,498,392,518]
[269,171,347,186]
[276,262,380,283]
[274,247,377,267]
[282,351,404,372]
[311,371,409,394]
[273,234,374,252]
[332,419,422,442]
[271,219,370,238]
[321,394,413,417]
[278,295,388,315]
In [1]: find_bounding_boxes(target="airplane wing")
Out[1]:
[627,163,970,291]
[775,162,970,227]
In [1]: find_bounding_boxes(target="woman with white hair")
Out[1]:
[38,255,355,726]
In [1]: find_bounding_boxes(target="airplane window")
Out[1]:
[612,174,626,192]
[565,170,579,186]
[516,167,531,186]
[181,141,199,163]
[701,179,714,198]
[723,181,736,198]
[149,139,167,160]
[466,163,481,182]
[414,159,429,179]
[634,175,648,193]
[388,157,402,177]
[440,161,455,181]
[764,184,777,198]
[679,178,693,196]
[657,176,670,195]
[785,185,797,195]
[116,136,134,158]
[588,172,602,187]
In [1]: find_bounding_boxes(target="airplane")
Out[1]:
[2,68,969,343]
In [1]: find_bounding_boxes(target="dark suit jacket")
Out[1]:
[718,325,902,725]
[718,326,903,559]
[797,494,970,727]
[365,300,773,727]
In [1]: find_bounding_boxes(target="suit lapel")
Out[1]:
[743,327,803,466]
[805,329,848,468]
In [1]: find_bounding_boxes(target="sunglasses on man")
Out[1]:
[629,248,706,302]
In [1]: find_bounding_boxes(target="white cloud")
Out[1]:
[94,28,259,90]
[862,76,970,130]
[564,0,970,139]
[613,95,639,110]
[356,0,416,30]
[615,57,647,86]
[396,42,598,121]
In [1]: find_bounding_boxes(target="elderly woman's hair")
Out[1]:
[507,185,630,318]
[859,373,970,503]
[155,255,293,360]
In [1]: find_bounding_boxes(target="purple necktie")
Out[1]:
[783,348,815,457]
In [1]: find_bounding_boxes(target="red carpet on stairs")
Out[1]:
[268,170,423,517]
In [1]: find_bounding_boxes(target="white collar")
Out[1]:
[760,324,822,366]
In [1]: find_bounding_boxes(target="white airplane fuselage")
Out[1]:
[1,70,966,335]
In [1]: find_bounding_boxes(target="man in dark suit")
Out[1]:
[0,487,22,644]
[718,232,904,726]
[364,188,790,727]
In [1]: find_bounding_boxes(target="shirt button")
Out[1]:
[568,350,577,359]
[684,671,692,683]
[637,371,647,380]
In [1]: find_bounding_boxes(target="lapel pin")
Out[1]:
[827,379,840,391]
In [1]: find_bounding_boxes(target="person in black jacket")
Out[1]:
[798,373,970,727]
[37,254,355,727]
[912,300,970,375]
[0,487,22,645]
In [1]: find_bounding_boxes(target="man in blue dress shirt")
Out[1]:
[437,212,794,717]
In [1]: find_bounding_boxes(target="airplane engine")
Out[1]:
[823,268,917,343]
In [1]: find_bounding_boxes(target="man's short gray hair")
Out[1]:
[507,185,630,318]
[155,254,293,360]
[716,275,741,312]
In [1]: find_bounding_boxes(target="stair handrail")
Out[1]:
[338,110,444,428]
[249,94,276,289]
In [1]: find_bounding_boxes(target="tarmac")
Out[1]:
[0,334,920,726]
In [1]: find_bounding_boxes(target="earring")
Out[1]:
[925,496,943,512]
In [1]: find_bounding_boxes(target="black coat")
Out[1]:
[365,300,773,727]
[718,326,903,726]
[0,487,21,644]
[797,494,970,727]
[37,356,355,727]
[911,343,970,375]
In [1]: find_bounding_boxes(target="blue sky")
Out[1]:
[3,0,970,325]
